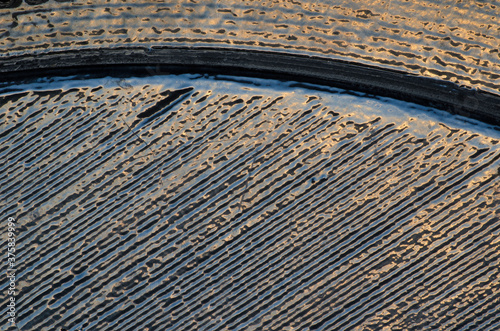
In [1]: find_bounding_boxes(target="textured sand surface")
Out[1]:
[1,74,499,330]
[1,0,500,95]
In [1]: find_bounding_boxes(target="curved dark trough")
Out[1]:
[1,47,500,127]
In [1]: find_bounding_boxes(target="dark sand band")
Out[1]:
[1,47,499,127]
